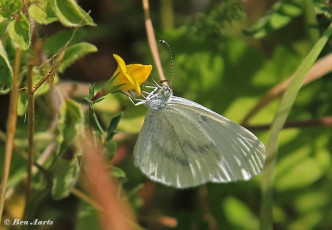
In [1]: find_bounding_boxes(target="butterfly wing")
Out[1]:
[134,96,266,188]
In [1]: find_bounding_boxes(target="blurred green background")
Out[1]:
[1,0,332,229]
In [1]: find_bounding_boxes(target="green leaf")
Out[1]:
[0,145,28,188]
[288,211,323,230]
[75,203,101,230]
[44,29,86,55]
[59,42,97,73]
[105,141,117,160]
[106,113,123,141]
[52,144,81,200]
[276,151,330,190]
[17,91,27,116]
[190,0,245,40]
[61,99,84,148]
[52,0,96,27]
[28,0,58,24]
[89,84,95,99]
[223,196,258,230]
[294,190,330,213]
[275,129,331,191]
[0,0,22,19]
[8,12,31,50]
[0,41,13,94]
[245,0,303,38]
[0,19,8,35]
[110,166,126,179]
[51,99,84,200]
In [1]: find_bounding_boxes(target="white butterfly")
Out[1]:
[133,84,266,188]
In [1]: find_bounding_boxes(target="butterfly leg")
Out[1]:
[133,100,146,106]
[141,91,151,99]
[145,86,159,99]
[144,85,157,89]
[128,97,146,106]
[151,78,163,88]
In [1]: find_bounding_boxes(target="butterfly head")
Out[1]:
[160,85,173,98]
[144,85,172,111]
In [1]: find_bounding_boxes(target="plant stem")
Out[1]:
[0,48,21,224]
[199,186,217,230]
[0,130,28,159]
[88,103,104,134]
[24,39,42,220]
[71,188,102,211]
[142,0,167,83]
[92,111,104,135]
[32,50,65,94]
[160,0,174,29]
[245,116,332,131]
[25,61,35,220]
[260,23,332,230]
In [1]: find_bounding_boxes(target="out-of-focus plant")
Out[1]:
[0,0,98,223]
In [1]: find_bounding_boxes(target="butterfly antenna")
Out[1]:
[159,40,174,87]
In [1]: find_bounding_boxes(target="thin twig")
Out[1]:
[160,0,174,29]
[142,0,167,83]
[244,116,332,131]
[71,188,103,211]
[199,186,217,230]
[140,215,177,228]
[25,39,42,219]
[0,130,28,159]
[32,23,81,95]
[0,130,56,174]
[57,80,90,98]
[31,51,65,94]
[0,48,21,224]
[242,53,332,125]
[26,60,34,207]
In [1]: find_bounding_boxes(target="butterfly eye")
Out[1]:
[161,86,172,97]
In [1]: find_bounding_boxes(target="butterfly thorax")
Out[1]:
[145,85,173,111]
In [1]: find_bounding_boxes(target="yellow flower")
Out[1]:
[111,54,152,94]
[92,54,152,101]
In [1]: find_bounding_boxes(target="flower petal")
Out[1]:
[113,54,136,88]
[126,64,152,84]
[130,74,141,95]
[113,54,127,74]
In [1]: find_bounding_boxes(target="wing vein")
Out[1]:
[162,113,196,184]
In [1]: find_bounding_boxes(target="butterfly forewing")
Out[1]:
[134,95,265,188]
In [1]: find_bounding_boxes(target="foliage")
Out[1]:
[1,0,332,229]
